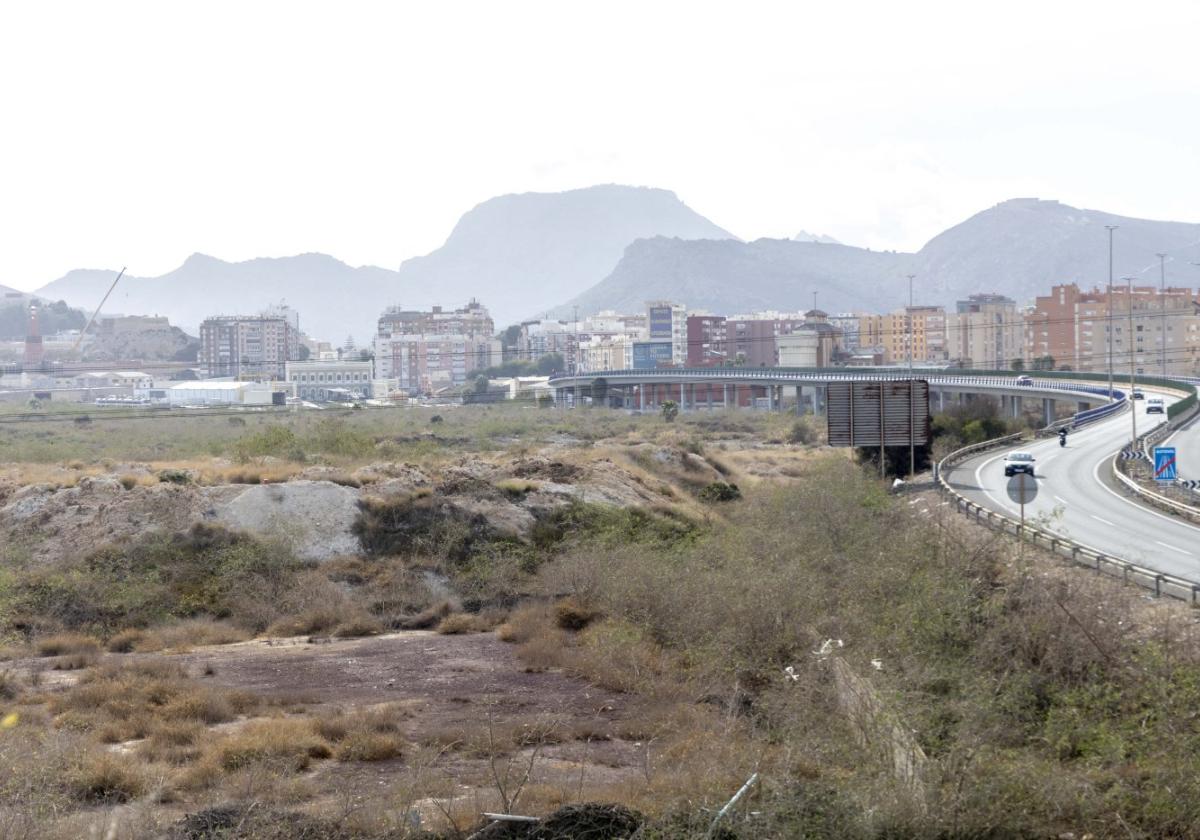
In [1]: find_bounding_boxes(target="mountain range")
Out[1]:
[29,192,1200,342]
[33,186,734,340]
[558,198,1200,317]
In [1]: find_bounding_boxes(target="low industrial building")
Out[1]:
[166,380,277,406]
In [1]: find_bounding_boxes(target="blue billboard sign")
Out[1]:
[1154,446,1177,482]
[632,341,673,369]
[648,306,674,340]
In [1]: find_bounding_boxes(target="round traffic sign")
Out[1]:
[1006,473,1038,505]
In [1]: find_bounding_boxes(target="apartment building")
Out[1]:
[947,294,1022,369]
[685,315,728,366]
[858,305,948,365]
[373,301,500,394]
[646,301,688,365]
[1027,283,1200,375]
[199,313,301,379]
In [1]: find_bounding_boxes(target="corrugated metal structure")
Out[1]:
[826,380,930,447]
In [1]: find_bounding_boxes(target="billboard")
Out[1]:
[826,380,930,447]
[632,341,673,369]
[648,306,674,340]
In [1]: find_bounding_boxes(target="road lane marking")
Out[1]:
[1054,495,1069,505]
[1092,451,1200,534]
[1155,540,1193,556]
[1091,515,1115,526]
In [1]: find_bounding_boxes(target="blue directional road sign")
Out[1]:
[1153,447,1177,482]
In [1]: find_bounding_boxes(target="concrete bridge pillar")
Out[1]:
[1042,398,1055,427]
[795,385,803,414]
[815,385,826,416]
[1078,400,1089,413]
[638,385,645,411]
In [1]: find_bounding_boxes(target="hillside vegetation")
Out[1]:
[0,404,1197,838]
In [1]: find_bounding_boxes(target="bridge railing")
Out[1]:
[936,433,1200,602]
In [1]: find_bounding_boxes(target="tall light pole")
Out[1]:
[907,274,916,477]
[1124,276,1137,446]
[1106,225,1118,398]
[1157,253,1167,378]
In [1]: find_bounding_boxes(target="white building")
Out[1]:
[578,334,634,372]
[167,380,276,406]
[75,371,155,390]
[285,360,373,401]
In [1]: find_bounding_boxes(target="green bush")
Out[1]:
[698,481,741,502]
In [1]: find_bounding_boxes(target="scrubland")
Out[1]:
[1,403,1199,838]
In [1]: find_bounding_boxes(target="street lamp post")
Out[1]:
[1125,276,1137,447]
[1157,253,1167,378]
[1106,225,1118,398]
[907,274,915,477]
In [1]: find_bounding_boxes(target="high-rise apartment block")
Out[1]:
[199,310,301,379]
[372,300,500,394]
[1025,284,1200,375]
[947,294,1022,369]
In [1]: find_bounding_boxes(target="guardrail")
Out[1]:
[1108,395,1200,522]
[937,432,1200,603]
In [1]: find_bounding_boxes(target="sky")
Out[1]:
[2,0,1198,291]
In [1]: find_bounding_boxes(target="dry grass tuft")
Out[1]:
[333,730,404,762]
[67,752,147,804]
[36,633,101,657]
[435,612,492,635]
[135,618,250,652]
[210,718,332,772]
[105,628,146,653]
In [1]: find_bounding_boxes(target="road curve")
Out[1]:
[945,393,1200,580]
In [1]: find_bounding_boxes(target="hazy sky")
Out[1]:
[3,0,1198,291]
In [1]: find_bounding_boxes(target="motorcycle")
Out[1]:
[1058,430,1068,448]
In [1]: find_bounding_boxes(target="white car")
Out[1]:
[1004,451,1036,477]
[1146,398,1165,415]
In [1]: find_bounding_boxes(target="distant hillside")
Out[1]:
[561,237,910,316]
[35,185,735,339]
[37,254,401,344]
[0,299,86,340]
[558,199,1200,316]
[395,185,735,322]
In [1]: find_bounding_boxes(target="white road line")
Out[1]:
[1053,495,1069,505]
[1155,540,1193,556]
[1091,515,1115,526]
[1092,451,1200,534]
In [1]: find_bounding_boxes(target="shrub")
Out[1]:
[231,426,301,463]
[106,628,145,653]
[398,600,454,630]
[788,419,817,445]
[68,752,147,803]
[118,475,138,490]
[436,613,491,635]
[331,615,384,638]
[661,401,679,423]
[555,597,601,631]
[157,468,192,485]
[698,481,742,502]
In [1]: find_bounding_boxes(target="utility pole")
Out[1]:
[1125,276,1137,446]
[1106,225,1118,398]
[1157,253,1167,378]
[907,274,916,477]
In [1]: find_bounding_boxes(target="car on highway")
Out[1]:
[1146,397,1165,414]
[1003,451,1036,477]
[1015,375,1032,386]
[1131,389,1144,400]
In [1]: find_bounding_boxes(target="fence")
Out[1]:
[936,434,1200,603]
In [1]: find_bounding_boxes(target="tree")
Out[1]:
[1032,355,1056,371]
[472,374,489,394]
[1010,358,1025,371]
[661,400,679,423]
[535,352,564,376]
[298,344,312,361]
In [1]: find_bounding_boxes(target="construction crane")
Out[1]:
[70,267,126,355]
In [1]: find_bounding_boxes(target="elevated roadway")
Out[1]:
[945,391,1200,580]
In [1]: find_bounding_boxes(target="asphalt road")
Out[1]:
[946,393,1200,579]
